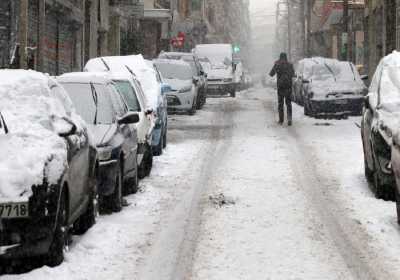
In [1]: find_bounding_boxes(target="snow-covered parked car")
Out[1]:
[58,73,141,211]
[295,57,367,117]
[362,52,400,205]
[0,70,98,266]
[153,58,199,115]
[194,44,237,97]
[158,51,208,109]
[84,55,168,156]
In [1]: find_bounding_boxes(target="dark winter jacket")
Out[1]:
[269,59,295,90]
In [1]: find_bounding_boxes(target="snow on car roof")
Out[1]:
[57,72,113,84]
[159,51,194,60]
[153,58,192,67]
[0,70,70,203]
[85,55,161,111]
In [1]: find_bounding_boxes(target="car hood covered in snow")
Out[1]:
[0,70,70,203]
[163,78,192,92]
[207,66,234,80]
[310,80,365,99]
[84,55,161,111]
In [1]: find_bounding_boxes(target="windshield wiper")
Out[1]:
[90,82,99,124]
[0,111,9,134]
[125,65,137,78]
[324,63,337,82]
[101,58,111,71]
[349,62,356,81]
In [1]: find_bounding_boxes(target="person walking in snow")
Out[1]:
[269,52,295,126]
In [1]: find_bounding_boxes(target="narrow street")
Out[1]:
[5,86,400,280]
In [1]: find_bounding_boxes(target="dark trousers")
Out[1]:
[277,88,292,123]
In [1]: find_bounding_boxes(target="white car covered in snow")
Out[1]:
[84,55,169,156]
[153,58,199,115]
[0,70,98,266]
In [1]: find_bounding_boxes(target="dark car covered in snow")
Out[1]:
[294,57,367,117]
[0,70,98,267]
[58,73,140,212]
[362,52,399,202]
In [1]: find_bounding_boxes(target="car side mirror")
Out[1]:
[199,70,205,76]
[193,76,199,85]
[361,75,369,81]
[54,117,77,137]
[161,83,172,94]
[145,108,154,115]
[364,95,370,110]
[118,112,140,125]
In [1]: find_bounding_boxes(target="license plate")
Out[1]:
[335,99,347,105]
[0,202,29,218]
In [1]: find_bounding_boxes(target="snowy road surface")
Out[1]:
[3,86,400,280]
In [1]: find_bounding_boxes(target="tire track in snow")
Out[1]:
[137,99,236,280]
[262,97,394,280]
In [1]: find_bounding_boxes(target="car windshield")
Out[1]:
[62,83,114,124]
[310,64,335,81]
[155,63,193,80]
[182,59,198,75]
[113,80,141,112]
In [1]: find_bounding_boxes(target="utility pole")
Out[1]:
[18,0,29,69]
[287,0,292,61]
[343,0,349,60]
[306,0,312,57]
[300,0,305,58]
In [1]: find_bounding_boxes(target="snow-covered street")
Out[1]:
[3,86,400,280]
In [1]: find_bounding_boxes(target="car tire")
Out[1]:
[46,189,68,267]
[139,145,153,178]
[364,157,374,183]
[108,165,123,212]
[124,153,139,194]
[230,89,236,98]
[395,187,400,225]
[153,133,163,156]
[144,145,153,177]
[74,178,98,234]
[163,130,167,149]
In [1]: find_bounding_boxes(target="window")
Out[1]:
[113,80,142,112]
[108,84,128,117]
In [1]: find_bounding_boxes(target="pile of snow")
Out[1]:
[0,70,71,203]
[84,55,161,111]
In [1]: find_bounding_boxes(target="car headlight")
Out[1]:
[98,146,113,161]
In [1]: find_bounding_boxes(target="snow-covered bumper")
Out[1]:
[0,184,61,259]
[310,96,363,116]
[206,80,235,95]
[167,90,195,112]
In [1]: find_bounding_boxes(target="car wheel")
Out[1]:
[304,98,311,116]
[107,164,122,212]
[162,130,167,149]
[46,189,68,267]
[230,89,236,98]
[74,177,98,234]
[139,145,153,178]
[373,169,385,199]
[196,92,203,110]
[153,133,163,156]
[144,145,153,177]
[395,187,400,225]
[364,156,374,183]
[124,153,139,195]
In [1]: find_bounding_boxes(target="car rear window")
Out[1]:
[61,83,115,125]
